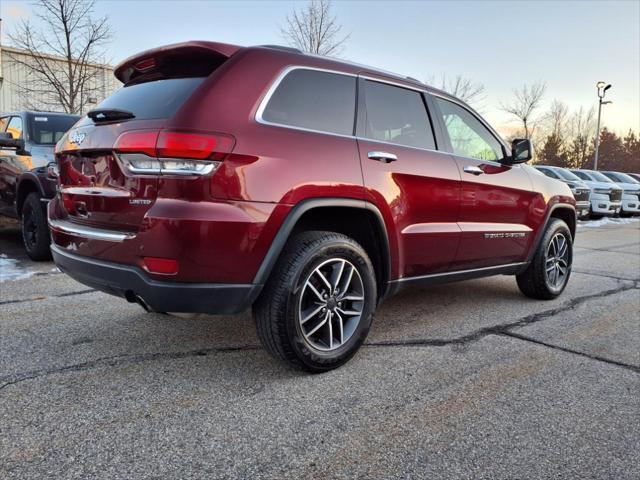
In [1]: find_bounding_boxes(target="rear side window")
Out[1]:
[28,114,79,144]
[362,80,435,150]
[261,69,356,136]
[81,77,205,125]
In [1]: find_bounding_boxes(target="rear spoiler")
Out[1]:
[114,41,243,85]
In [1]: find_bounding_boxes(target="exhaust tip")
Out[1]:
[124,290,151,312]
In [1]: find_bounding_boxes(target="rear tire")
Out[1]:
[517,218,572,300]
[21,192,52,261]
[253,231,376,372]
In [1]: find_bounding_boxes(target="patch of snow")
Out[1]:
[578,217,640,228]
[0,254,40,282]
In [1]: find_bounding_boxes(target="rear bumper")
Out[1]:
[51,244,261,314]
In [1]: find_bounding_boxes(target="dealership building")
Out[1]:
[0,43,120,115]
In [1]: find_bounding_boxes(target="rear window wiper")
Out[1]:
[87,108,135,122]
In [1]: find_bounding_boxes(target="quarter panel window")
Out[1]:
[0,117,8,132]
[362,80,435,149]
[262,69,356,136]
[434,97,502,161]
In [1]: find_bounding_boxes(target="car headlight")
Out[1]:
[594,188,610,194]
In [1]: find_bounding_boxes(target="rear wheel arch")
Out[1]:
[253,199,391,301]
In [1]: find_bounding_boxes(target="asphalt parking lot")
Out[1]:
[1,218,639,479]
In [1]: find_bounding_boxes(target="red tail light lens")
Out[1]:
[157,131,234,160]
[113,130,159,157]
[143,257,179,275]
[114,130,234,160]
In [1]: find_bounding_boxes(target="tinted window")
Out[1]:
[537,167,559,179]
[80,77,205,125]
[28,114,79,145]
[434,97,502,161]
[6,116,23,139]
[589,171,614,183]
[362,80,435,149]
[571,171,591,181]
[262,69,356,136]
[555,168,583,182]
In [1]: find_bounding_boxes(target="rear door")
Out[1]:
[430,94,536,269]
[356,78,461,277]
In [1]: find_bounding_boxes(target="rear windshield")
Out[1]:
[28,114,79,145]
[81,77,205,125]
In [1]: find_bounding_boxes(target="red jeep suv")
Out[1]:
[49,42,576,371]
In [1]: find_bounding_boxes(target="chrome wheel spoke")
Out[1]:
[305,312,329,337]
[331,260,346,294]
[306,281,325,302]
[314,268,333,292]
[301,304,324,325]
[335,311,344,345]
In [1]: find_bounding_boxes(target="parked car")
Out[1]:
[570,169,623,218]
[627,173,640,182]
[49,42,577,371]
[533,165,591,219]
[0,111,80,259]
[600,171,640,216]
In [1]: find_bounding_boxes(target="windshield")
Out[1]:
[589,171,614,183]
[605,172,639,184]
[554,168,583,182]
[28,114,79,145]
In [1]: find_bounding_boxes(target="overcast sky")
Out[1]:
[1,0,639,134]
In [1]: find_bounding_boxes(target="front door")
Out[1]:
[356,77,461,278]
[430,95,536,269]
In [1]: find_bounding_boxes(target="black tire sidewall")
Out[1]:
[284,239,376,371]
[21,193,51,261]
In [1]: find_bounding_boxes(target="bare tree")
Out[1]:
[545,99,570,137]
[566,105,597,168]
[8,0,112,114]
[281,0,349,56]
[500,82,547,139]
[428,74,486,108]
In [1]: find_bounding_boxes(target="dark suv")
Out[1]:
[49,42,577,371]
[0,111,79,259]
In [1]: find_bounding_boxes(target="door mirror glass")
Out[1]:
[508,138,533,164]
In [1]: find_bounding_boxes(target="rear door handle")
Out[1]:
[368,151,397,163]
[463,165,484,176]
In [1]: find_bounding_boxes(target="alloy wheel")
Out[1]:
[545,232,570,289]
[298,258,365,352]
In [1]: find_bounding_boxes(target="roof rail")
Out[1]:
[405,76,423,84]
[259,45,303,54]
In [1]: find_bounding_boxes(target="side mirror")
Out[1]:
[0,131,25,150]
[506,138,533,164]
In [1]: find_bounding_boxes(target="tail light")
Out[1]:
[113,129,234,176]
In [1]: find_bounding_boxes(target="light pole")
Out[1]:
[593,81,612,170]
